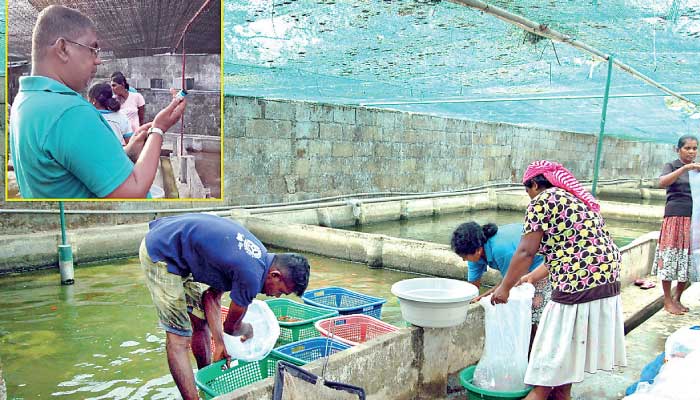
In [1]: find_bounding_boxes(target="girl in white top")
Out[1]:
[88,82,132,145]
[111,71,145,134]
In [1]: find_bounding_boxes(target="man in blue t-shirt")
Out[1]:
[140,213,311,400]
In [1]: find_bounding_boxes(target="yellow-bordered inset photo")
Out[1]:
[6,0,223,200]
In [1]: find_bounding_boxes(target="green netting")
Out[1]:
[223,0,700,143]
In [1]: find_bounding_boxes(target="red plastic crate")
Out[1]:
[210,306,230,353]
[314,314,398,346]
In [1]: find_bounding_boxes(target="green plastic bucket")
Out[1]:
[459,366,532,400]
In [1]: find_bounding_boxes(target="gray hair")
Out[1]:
[32,5,95,63]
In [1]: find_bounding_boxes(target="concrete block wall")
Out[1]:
[225,96,675,205]
[141,89,221,137]
[96,54,220,91]
[219,307,486,400]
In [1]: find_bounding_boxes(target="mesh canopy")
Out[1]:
[224,0,700,143]
[8,0,220,61]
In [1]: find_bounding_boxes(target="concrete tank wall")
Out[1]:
[216,306,486,400]
[225,96,674,205]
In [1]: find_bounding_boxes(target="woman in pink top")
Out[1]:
[111,71,145,134]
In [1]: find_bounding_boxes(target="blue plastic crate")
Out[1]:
[302,286,386,319]
[273,337,351,365]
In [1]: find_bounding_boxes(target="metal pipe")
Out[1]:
[592,56,615,195]
[449,0,696,105]
[360,91,700,107]
[173,0,214,53]
[0,178,643,216]
[59,201,67,245]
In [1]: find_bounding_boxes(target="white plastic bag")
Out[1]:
[473,283,535,392]
[624,350,700,400]
[223,299,280,362]
[664,325,700,361]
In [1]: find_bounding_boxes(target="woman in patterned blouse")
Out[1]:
[491,160,626,400]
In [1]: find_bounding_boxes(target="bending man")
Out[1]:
[140,213,311,399]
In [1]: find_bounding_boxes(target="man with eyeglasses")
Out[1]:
[9,5,185,198]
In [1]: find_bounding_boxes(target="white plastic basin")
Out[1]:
[391,278,479,328]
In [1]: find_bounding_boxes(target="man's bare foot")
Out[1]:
[665,301,686,315]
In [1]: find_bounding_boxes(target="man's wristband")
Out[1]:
[147,127,164,139]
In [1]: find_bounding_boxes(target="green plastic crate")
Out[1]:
[195,352,302,399]
[266,298,339,346]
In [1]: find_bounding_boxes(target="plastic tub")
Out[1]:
[459,366,532,400]
[302,286,386,319]
[314,314,398,346]
[391,277,478,328]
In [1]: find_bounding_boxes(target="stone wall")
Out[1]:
[140,89,220,137]
[3,94,672,214]
[226,96,674,205]
[95,54,220,91]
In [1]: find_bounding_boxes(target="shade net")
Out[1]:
[224,0,700,143]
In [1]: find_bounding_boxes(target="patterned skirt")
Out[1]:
[651,216,697,282]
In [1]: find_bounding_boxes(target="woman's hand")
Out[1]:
[516,273,535,286]
[471,286,496,303]
[684,163,700,172]
[490,284,510,305]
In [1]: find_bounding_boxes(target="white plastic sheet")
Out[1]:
[687,170,700,282]
[223,299,280,362]
[624,350,700,400]
[473,283,535,392]
[664,325,700,361]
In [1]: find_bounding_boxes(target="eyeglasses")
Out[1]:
[63,38,101,57]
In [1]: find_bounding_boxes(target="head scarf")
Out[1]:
[522,160,601,213]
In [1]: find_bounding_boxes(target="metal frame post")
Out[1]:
[591,56,614,196]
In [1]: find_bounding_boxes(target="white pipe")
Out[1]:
[0,178,641,215]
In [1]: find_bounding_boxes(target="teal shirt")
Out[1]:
[466,223,544,282]
[10,76,134,198]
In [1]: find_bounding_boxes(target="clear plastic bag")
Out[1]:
[664,325,700,361]
[223,299,280,362]
[473,283,535,392]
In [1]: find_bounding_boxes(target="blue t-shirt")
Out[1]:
[145,214,275,307]
[9,76,134,198]
[466,223,544,282]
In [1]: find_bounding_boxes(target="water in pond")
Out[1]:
[597,194,665,207]
[349,210,660,248]
[0,248,421,399]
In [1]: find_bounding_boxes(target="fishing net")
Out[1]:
[224,0,700,143]
[272,361,365,400]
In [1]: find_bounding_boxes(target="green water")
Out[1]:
[0,250,419,399]
[350,210,660,248]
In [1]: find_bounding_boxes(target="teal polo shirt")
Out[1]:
[9,76,135,198]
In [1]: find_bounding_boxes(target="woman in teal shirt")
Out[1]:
[451,222,550,338]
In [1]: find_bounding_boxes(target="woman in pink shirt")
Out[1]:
[111,71,145,134]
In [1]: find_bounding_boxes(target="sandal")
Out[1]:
[640,280,656,290]
[634,278,645,286]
